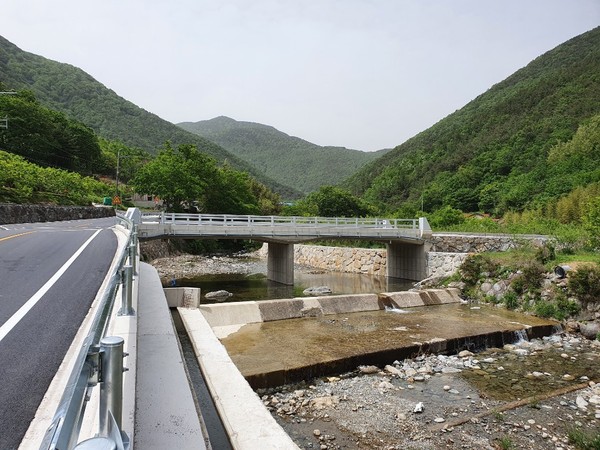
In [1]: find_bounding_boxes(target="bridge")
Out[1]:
[135,211,433,284]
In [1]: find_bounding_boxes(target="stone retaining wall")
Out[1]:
[428,233,549,253]
[291,244,466,279]
[0,203,115,225]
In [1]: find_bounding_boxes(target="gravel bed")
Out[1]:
[262,334,600,449]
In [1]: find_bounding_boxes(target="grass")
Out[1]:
[568,428,600,450]
[497,436,515,449]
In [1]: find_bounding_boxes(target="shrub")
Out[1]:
[459,254,498,287]
[534,300,558,319]
[535,242,556,264]
[568,265,600,305]
[522,262,545,291]
[504,291,520,310]
[555,293,581,319]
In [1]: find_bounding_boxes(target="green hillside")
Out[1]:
[0,36,300,198]
[345,26,600,216]
[178,116,389,194]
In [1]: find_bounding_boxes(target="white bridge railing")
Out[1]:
[140,212,419,230]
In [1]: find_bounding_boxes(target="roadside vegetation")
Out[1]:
[447,240,599,322]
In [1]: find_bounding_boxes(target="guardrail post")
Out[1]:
[99,336,124,437]
[118,265,135,316]
[128,243,137,275]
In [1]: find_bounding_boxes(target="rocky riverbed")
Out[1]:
[149,253,265,282]
[263,334,600,450]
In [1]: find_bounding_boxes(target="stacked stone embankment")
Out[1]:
[0,203,115,224]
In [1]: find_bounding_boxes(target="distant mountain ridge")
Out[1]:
[345,26,600,215]
[0,35,300,198]
[178,116,389,194]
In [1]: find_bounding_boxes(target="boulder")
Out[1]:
[204,290,233,301]
[580,321,600,340]
[303,286,332,295]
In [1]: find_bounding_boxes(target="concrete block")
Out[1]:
[199,302,262,328]
[318,294,380,315]
[380,291,426,308]
[258,298,305,322]
[163,287,201,308]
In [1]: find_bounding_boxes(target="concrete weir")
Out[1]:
[177,289,558,448]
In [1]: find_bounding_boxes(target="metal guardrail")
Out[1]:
[140,212,419,230]
[40,214,137,450]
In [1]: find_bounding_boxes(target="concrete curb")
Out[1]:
[134,263,207,450]
[179,308,300,450]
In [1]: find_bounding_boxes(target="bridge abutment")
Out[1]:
[386,242,428,281]
[267,242,295,285]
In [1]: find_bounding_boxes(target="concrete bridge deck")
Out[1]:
[136,212,433,284]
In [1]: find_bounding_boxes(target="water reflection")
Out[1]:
[173,266,414,303]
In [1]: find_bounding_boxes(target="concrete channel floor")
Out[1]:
[135,262,209,449]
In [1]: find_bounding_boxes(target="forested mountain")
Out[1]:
[345,26,600,216]
[178,116,389,194]
[0,36,300,198]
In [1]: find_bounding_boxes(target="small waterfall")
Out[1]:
[513,328,529,343]
[384,305,411,314]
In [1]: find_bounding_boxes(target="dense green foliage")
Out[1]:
[178,116,388,194]
[132,143,281,215]
[0,36,299,198]
[0,88,102,173]
[284,185,372,217]
[0,150,111,204]
[345,27,600,216]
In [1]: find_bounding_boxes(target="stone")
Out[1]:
[413,402,424,413]
[378,381,395,390]
[576,396,589,409]
[310,396,340,409]
[204,290,233,301]
[458,350,474,357]
[441,367,462,374]
[359,365,379,374]
[385,365,402,376]
[434,417,445,423]
[588,395,600,405]
[580,322,600,340]
[303,286,333,295]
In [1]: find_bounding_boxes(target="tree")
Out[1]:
[132,142,280,215]
[132,143,209,212]
[304,186,371,217]
[583,196,600,248]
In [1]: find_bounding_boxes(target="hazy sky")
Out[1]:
[1,1,598,151]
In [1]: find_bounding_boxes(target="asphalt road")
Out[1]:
[0,217,118,450]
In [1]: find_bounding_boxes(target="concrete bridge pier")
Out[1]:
[386,242,428,281]
[267,242,294,285]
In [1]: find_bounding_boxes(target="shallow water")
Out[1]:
[175,264,414,302]
[220,303,558,388]
[459,339,600,401]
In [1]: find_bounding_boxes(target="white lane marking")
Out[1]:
[0,229,103,344]
[0,226,9,231]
